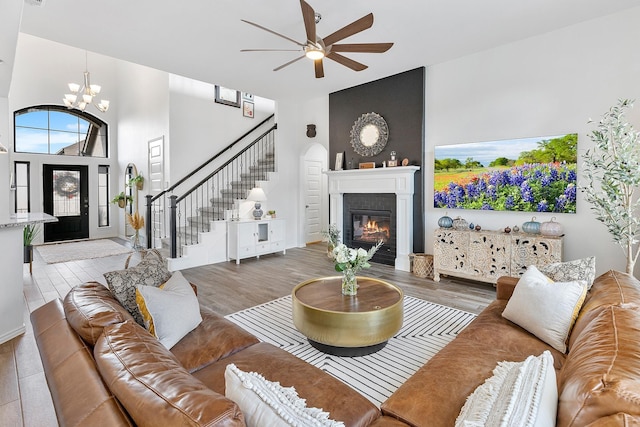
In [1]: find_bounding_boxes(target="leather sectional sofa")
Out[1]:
[32,270,640,426]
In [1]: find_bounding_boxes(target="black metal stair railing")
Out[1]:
[145,114,276,258]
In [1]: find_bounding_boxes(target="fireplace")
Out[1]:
[326,166,420,271]
[344,194,396,265]
[352,211,391,244]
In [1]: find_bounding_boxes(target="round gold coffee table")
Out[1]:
[292,276,403,356]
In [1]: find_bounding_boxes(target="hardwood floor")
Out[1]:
[0,241,496,426]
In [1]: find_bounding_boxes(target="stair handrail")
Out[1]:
[175,124,277,204]
[149,113,274,204]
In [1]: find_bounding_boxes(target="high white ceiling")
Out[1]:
[4,0,640,100]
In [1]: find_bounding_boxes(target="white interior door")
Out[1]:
[148,137,165,248]
[304,159,323,244]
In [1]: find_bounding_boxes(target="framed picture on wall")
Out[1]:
[243,101,254,118]
[335,152,344,170]
[215,85,241,107]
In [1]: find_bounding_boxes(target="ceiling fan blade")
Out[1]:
[330,43,393,53]
[273,55,306,71]
[241,19,306,47]
[323,13,374,47]
[314,59,324,79]
[300,0,316,44]
[241,49,301,52]
[326,52,368,71]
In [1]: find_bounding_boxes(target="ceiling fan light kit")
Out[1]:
[241,0,393,78]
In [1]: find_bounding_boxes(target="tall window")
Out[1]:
[14,105,108,157]
[98,165,110,227]
[14,161,30,213]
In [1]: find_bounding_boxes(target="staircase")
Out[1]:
[146,115,277,270]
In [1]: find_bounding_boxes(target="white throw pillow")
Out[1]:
[502,266,587,353]
[224,363,345,427]
[456,351,557,427]
[135,271,202,349]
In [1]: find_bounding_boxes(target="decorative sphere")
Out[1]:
[475,225,481,231]
[504,226,511,233]
[513,225,520,232]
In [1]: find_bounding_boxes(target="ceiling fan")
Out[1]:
[241,0,393,78]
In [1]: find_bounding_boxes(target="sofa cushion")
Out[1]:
[104,249,171,325]
[539,256,596,289]
[455,351,557,427]
[63,281,135,346]
[136,270,202,349]
[558,304,640,426]
[31,299,133,427]
[568,270,640,350]
[170,307,259,373]
[381,299,565,427]
[192,342,381,427]
[94,320,245,427]
[225,363,345,427]
[502,266,587,353]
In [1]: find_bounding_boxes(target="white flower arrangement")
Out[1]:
[332,240,383,273]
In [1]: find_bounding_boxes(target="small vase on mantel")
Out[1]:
[342,268,358,296]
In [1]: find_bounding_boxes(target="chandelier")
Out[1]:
[62,52,109,113]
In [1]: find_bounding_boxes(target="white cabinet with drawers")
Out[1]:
[228,219,286,264]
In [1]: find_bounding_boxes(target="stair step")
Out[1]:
[241,172,268,180]
[185,217,211,231]
[230,181,257,190]
[221,188,250,198]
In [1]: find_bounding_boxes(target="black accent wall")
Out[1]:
[329,67,425,253]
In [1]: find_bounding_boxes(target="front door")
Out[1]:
[43,164,89,242]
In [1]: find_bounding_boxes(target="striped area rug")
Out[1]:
[225,295,476,407]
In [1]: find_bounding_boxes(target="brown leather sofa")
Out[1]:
[32,271,640,426]
[382,270,640,426]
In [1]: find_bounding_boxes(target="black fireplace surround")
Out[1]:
[343,193,396,266]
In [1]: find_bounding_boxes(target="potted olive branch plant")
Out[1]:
[582,99,640,274]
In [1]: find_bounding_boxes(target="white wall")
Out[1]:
[8,34,119,243]
[0,97,10,223]
[424,7,640,275]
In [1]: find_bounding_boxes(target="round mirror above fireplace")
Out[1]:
[350,112,389,157]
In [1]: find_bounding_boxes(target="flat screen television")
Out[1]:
[434,133,577,213]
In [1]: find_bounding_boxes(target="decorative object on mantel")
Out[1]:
[247,187,267,220]
[388,150,398,167]
[475,224,481,231]
[438,213,453,229]
[359,162,376,169]
[306,124,316,138]
[334,152,345,170]
[453,216,468,230]
[469,222,475,230]
[332,240,383,295]
[402,158,409,166]
[350,112,389,156]
[321,224,341,259]
[582,99,640,274]
[504,226,512,233]
[522,217,541,234]
[62,51,109,113]
[540,217,563,236]
[513,225,520,232]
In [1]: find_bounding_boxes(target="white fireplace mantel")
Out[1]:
[325,166,420,271]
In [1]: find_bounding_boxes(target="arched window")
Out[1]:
[14,105,108,157]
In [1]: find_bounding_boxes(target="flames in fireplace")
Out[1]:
[353,214,390,244]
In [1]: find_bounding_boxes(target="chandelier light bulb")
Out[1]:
[68,83,80,93]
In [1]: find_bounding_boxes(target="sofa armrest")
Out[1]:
[496,276,519,300]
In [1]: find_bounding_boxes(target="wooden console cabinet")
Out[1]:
[433,228,562,284]
[227,219,285,264]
